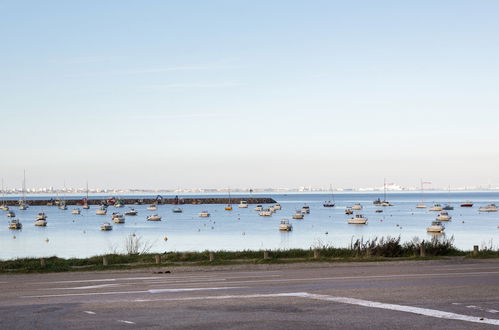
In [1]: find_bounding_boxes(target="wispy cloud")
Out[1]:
[131,113,231,120]
[141,81,244,90]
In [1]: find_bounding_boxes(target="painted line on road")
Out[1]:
[22,286,247,298]
[132,292,499,326]
[118,320,135,324]
[43,284,121,290]
[83,311,96,315]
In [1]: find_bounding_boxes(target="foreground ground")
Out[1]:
[0,259,498,329]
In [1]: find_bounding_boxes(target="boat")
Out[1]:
[8,219,22,229]
[301,205,310,214]
[96,206,107,215]
[198,211,210,217]
[344,208,353,215]
[375,209,383,213]
[7,211,15,217]
[348,214,368,224]
[429,204,443,211]
[58,202,67,210]
[274,204,282,210]
[100,222,113,231]
[427,221,444,233]
[292,211,304,219]
[125,208,138,216]
[34,219,47,226]
[225,188,233,211]
[373,198,382,205]
[36,212,47,220]
[172,207,183,213]
[279,218,292,231]
[112,213,125,224]
[18,203,28,210]
[254,205,263,211]
[442,204,454,210]
[416,203,427,209]
[147,204,158,211]
[238,201,248,208]
[436,211,452,221]
[416,179,429,209]
[147,214,162,221]
[18,170,28,210]
[71,208,81,215]
[114,199,124,208]
[0,179,8,211]
[379,179,393,206]
[0,204,9,211]
[479,204,498,212]
[259,208,273,216]
[351,203,363,211]
[323,184,335,207]
[460,201,473,207]
[82,181,90,209]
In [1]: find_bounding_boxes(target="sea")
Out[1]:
[1,191,498,260]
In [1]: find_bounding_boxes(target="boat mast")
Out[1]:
[330,184,335,202]
[22,170,26,204]
[383,178,386,201]
[228,188,231,205]
[86,180,89,200]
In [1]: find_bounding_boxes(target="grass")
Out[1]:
[1,236,497,274]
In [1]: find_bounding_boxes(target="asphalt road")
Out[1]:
[1,259,499,329]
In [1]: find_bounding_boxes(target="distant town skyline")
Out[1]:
[1,1,498,188]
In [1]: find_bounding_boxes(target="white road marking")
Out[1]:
[44,284,121,290]
[22,286,246,298]
[42,275,222,284]
[488,310,499,314]
[118,320,135,324]
[133,292,499,326]
[83,311,96,315]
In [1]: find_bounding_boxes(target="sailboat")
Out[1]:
[416,179,427,209]
[82,181,90,209]
[442,185,454,210]
[58,181,67,210]
[225,188,233,211]
[0,179,8,211]
[323,184,335,207]
[380,179,392,206]
[18,170,28,210]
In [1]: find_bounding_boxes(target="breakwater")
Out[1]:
[3,197,276,206]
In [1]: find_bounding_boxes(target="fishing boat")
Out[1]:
[0,204,8,211]
[112,213,125,224]
[198,211,210,217]
[301,205,310,214]
[344,208,353,215]
[416,203,427,209]
[254,205,263,211]
[147,214,162,221]
[279,218,292,231]
[96,206,107,215]
[8,219,22,229]
[36,212,47,220]
[460,201,473,207]
[274,204,282,210]
[71,208,81,215]
[442,204,454,210]
[436,211,452,221]
[125,208,138,216]
[7,211,15,217]
[292,211,304,219]
[323,184,335,207]
[479,204,498,212]
[238,201,248,208]
[348,214,368,224]
[259,208,273,216]
[172,207,183,213]
[429,204,443,211]
[18,203,28,210]
[375,209,383,213]
[100,222,112,231]
[225,189,233,211]
[351,203,363,211]
[427,221,444,233]
[34,218,47,226]
[373,198,382,205]
[58,202,67,210]
[114,199,124,208]
[147,204,158,211]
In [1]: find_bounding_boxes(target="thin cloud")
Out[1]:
[132,113,231,120]
[142,81,244,90]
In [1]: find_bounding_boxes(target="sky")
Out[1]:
[1,0,498,190]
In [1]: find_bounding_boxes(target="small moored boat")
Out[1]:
[172,207,183,213]
[238,201,248,208]
[71,208,81,215]
[429,204,443,211]
[254,205,263,211]
[348,214,368,224]
[198,211,210,217]
[416,203,427,209]
[34,219,47,226]
[36,212,47,220]
[259,209,273,216]
[344,208,353,215]
[147,214,162,221]
[292,211,304,219]
[96,206,107,215]
[436,211,452,221]
[479,204,498,212]
[8,219,22,229]
[460,201,473,207]
[301,205,310,214]
[427,221,444,233]
[147,204,158,211]
[279,218,292,231]
[100,222,113,231]
[351,203,363,210]
[7,211,15,217]
[125,208,138,216]
[112,213,125,224]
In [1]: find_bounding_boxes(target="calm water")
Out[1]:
[1,192,498,259]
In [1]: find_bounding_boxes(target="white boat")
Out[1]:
[112,213,125,224]
[114,200,124,208]
[198,211,210,217]
[323,184,335,207]
[18,171,28,210]
[348,214,368,224]
[58,203,67,210]
[436,211,452,221]
[18,203,28,210]
[345,208,353,215]
[71,208,81,215]
[147,214,162,221]
[301,205,310,214]
[82,204,90,209]
[7,211,15,217]
[147,204,158,211]
[292,212,304,219]
[82,181,90,209]
[416,203,427,209]
[259,209,273,216]
[254,205,263,211]
[36,212,47,220]
[0,179,8,211]
[429,204,443,211]
[351,203,363,210]
[34,219,47,226]
[125,208,138,216]
[279,218,292,231]
[0,205,9,211]
[427,221,444,233]
[100,222,113,231]
[96,206,107,215]
[274,204,282,210]
[172,207,183,213]
[8,219,22,229]
[479,204,498,212]
[238,201,248,208]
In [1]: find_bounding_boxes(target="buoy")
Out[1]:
[45,238,49,243]
[198,229,200,232]
[211,226,214,230]
[325,232,328,235]
[242,232,246,235]
[132,233,136,237]
[163,236,168,241]
[12,235,16,239]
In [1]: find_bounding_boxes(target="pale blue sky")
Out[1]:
[1,0,498,189]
